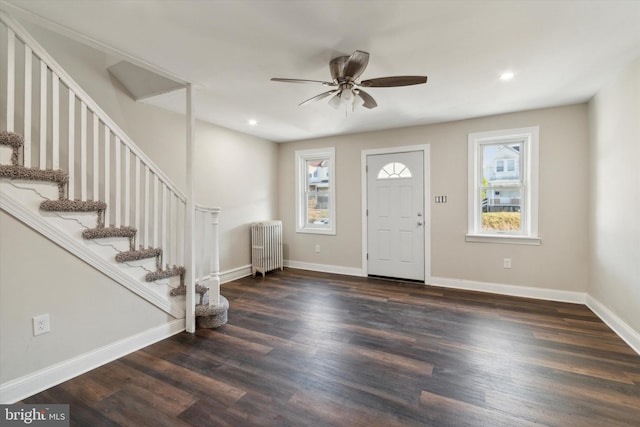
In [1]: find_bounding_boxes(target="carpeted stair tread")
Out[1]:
[82,226,137,240]
[196,296,229,329]
[169,284,208,296]
[115,247,162,263]
[0,131,24,165]
[41,199,106,212]
[195,299,228,316]
[0,130,24,147]
[145,266,186,282]
[0,165,69,185]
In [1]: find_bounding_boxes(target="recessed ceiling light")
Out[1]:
[248,119,258,126]
[500,71,515,81]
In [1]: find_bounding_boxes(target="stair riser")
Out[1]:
[84,237,133,256]
[40,210,100,230]
[150,275,183,288]
[0,179,59,205]
[112,262,176,296]
[1,145,13,164]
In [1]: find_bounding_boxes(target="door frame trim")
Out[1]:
[361,144,431,284]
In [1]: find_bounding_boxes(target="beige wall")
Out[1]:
[22,23,279,273]
[0,211,174,383]
[193,125,278,270]
[279,104,590,292]
[588,57,640,332]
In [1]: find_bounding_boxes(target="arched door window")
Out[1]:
[377,162,412,179]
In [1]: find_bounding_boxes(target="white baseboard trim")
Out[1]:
[429,276,587,304]
[220,264,252,284]
[285,260,365,277]
[586,295,640,356]
[0,319,185,404]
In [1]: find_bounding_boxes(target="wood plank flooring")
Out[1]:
[23,268,640,426]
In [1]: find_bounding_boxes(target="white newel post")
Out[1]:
[208,207,221,306]
[185,83,196,333]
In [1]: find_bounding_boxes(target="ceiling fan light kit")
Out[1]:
[271,50,428,110]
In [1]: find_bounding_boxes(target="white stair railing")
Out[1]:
[1,12,219,323]
[1,14,186,267]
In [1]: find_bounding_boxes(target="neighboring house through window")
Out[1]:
[295,147,336,234]
[467,126,540,245]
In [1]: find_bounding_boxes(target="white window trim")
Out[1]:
[295,147,336,235]
[466,127,541,245]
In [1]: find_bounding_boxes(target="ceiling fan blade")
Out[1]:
[343,50,370,81]
[328,92,342,109]
[298,90,339,106]
[271,78,335,86]
[359,76,427,87]
[356,89,377,109]
[329,56,348,81]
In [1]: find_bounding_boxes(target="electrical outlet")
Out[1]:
[315,244,321,253]
[503,258,512,269]
[33,314,50,336]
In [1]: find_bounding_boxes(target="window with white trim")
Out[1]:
[295,147,336,235]
[467,127,540,245]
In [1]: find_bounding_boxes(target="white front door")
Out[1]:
[367,151,425,281]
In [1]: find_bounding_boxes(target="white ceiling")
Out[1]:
[3,0,640,142]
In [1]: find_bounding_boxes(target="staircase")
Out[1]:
[0,12,227,327]
[0,129,209,299]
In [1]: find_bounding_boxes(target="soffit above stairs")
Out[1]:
[108,61,184,101]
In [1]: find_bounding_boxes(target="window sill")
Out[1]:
[296,227,336,236]
[465,234,541,245]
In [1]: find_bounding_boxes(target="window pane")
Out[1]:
[482,143,521,182]
[306,193,329,225]
[307,159,329,186]
[308,182,330,192]
[481,187,521,231]
[307,158,330,215]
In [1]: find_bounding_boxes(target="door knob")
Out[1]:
[417,220,423,226]
[417,212,423,217]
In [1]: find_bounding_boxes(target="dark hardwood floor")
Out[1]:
[23,268,640,426]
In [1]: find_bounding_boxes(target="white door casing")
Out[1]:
[366,150,426,281]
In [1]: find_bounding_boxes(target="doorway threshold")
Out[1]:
[368,274,425,285]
